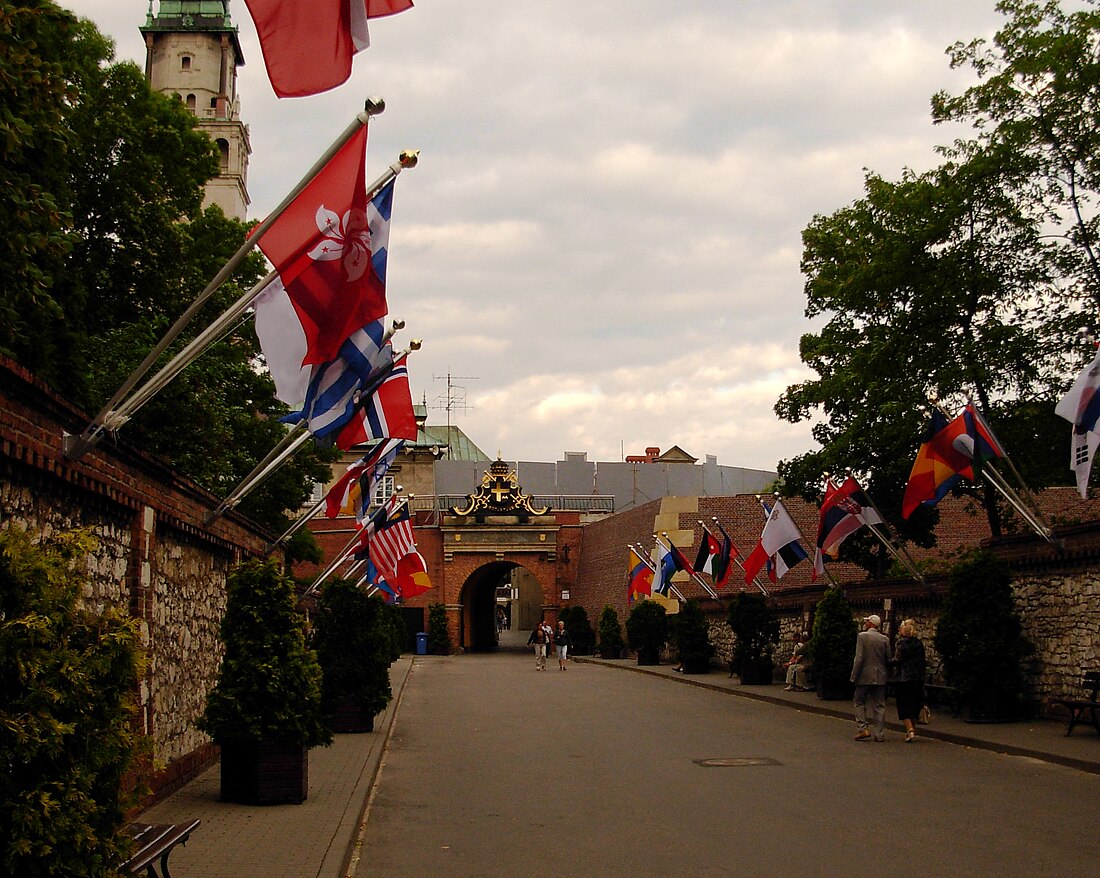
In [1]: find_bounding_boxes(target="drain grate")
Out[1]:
[693,757,782,767]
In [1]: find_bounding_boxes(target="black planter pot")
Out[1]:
[219,740,308,805]
[330,698,376,734]
[636,648,661,666]
[599,646,622,660]
[816,676,854,701]
[738,657,774,685]
[962,687,1020,724]
[681,657,712,675]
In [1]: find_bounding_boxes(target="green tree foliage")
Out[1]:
[726,591,779,673]
[427,602,451,655]
[673,598,715,673]
[596,604,625,656]
[776,1,1100,563]
[0,3,335,533]
[625,599,667,665]
[199,559,331,749]
[0,526,143,878]
[806,587,858,689]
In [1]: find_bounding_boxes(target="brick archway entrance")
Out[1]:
[456,560,545,652]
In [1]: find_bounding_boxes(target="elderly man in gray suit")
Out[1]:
[851,613,891,741]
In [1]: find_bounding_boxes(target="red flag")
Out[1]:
[368,502,416,580]
[391,550,433,598]
[257,124,388,366]
[245,1,415,98]
[334,363,418,450]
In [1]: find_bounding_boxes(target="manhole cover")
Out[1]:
[693,757,782,767]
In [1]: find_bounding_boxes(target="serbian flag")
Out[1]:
[391,549,433,598]
[334,361,417,450]
[901,410,973,518]
[323,438,403,519]
[245,1,415,98]
[1056,347,1100,498]
[743,499,805,584]
[627,547,653,602]
[813,476,883,580]
[255,125,388,368]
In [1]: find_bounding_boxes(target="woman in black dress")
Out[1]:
[893,618,927,742]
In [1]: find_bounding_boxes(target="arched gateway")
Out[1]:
[424,458,581,652]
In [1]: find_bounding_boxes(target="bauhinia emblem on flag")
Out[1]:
[255,125,388,367]
[245,0,415,98]
[1056,347,1100,498]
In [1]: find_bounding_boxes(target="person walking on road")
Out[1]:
[892,618,927,743]
[851,614,890,741]
[555,620,571,670]
[527,618,553,670]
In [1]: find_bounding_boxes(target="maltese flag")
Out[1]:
[255,170,395,407]
[245,1,414,98]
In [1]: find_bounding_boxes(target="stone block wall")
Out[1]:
[1,356,268,801]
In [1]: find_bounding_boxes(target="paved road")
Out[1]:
[360,653,1100,878]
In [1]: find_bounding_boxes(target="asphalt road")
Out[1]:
[359,653,1100,878]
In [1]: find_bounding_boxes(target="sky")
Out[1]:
[81,1,1015,471]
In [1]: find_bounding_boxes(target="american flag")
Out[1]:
[363,496,416,580]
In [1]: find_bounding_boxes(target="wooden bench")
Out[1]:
[923,664,961,717]
[1051,670,1100,736]
[123,820,200,878]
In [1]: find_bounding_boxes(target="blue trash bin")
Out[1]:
[415,632,428,655]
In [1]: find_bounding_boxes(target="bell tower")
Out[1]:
[140,1,251,220]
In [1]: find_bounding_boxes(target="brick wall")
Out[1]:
[0,356,270,801]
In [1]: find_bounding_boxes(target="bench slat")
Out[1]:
[123,819,200,876]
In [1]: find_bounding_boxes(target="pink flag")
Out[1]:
[257,125,388,366]
[245,1,415,98]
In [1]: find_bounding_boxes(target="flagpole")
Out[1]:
[710,516,770,596]
[981,462,1055,543]
[205,343,417,524]
[658,532,718,599]
[63,103,394,461]
[629,542,685,602]
[303,527,366,597]
[696,519,733,594]
[649,536,687,602]
[847,475,927,584]
[266,494,328,554]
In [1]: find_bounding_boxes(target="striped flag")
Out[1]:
[323,438,403,519]
[334,361,417,450]
[366,498,416,580]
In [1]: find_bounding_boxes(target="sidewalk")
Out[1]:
[133,651,1099,878]
[132,655,413,878]
[574,655,1100,775]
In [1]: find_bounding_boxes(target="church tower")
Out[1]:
[140,1,251,220]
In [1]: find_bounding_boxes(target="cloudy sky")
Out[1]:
[82,1,1014,471]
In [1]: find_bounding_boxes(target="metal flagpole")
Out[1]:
[205,343,418,524]
[629,542,685,602]
[266,495,328,554]
[304,527,367,596]
[658,532,718,599]
[981,462,1054,543]
[845,474,927,584]
[64,102,391,461]
[709,516,770,596]
[648,536,687,602]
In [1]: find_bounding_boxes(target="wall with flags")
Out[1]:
[0,355,270,802]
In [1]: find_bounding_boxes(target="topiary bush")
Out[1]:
[313,580,392,729]
[427,602,451,655]
[1,526,144,878]
[674,598,715,673]
[561,605,595,655]
[199,559,331,749]
[807,587,858,699]
[727,591,780,683]
[626,599,668,665]
[934,551,1032,721]
[597,605,625,658]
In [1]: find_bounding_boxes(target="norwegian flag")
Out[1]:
[333,361,417,450]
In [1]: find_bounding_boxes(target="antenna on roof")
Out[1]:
[430,372,478,459]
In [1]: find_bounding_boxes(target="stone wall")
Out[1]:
[0,356,269,800]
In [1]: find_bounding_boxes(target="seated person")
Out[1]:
[783,633,810,691]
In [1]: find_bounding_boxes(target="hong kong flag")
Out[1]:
[245,1,415,98]
[257,124,388,366]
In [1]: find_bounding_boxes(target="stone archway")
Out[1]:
[458,561,546,652]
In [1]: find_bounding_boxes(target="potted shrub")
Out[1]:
[427,602,451,655]
[626,599,668,665]
[934,551,1032,723]
[199,559,331,805]
[726,591,779,684]
[674,598,715,674]
[806,587,858,700]
[561,605,595,656]
[313,580,392,733]
[597,605,625,659]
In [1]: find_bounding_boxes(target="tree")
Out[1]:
[0,526,144,878]
[933,0,1100,307]
[0,4,336,533]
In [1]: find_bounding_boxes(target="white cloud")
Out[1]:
[78,0,1010,472]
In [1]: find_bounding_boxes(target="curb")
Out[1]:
[575,657,1100,776]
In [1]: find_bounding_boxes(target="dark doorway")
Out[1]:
[461,562,519,652]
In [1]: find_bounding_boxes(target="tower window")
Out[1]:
[185,93,196,111]
[181,56,192,70]
[216,138,230,173]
